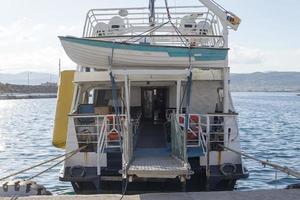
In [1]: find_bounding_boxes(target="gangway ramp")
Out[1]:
[128,156,190,179]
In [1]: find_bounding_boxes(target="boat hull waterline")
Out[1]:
[59,36,228,69]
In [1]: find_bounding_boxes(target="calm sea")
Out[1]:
[0,92,299,194]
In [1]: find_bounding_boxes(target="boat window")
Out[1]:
[184,24,193,28]
[112,25,120,29]
[94,89,121,107]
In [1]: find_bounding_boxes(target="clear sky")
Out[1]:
[0,0,299,74]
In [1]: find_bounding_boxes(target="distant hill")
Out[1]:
[0,71,300,92]
[0,72,58,85]
[231,72,300,92]
[0,82,57,94]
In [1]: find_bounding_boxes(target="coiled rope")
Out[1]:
[0,146,87,182]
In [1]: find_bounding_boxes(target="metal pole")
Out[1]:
[176,80,181,115]
[223,67,229,113]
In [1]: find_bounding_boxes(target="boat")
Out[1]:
[54,0,248,194]
[59,36,228,69]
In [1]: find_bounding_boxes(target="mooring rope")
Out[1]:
[220,145,300,179]
[0,146,87,182]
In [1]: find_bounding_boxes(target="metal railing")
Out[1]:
[70,114,128,175]
[97,117,108,175]
[178,114,203,147]
[122,121,134,178]
[72,115,106,151]
[82,6,225,48]
[199,113,238,176]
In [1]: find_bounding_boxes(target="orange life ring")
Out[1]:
[107,131,120,141]
[187,130,198,140]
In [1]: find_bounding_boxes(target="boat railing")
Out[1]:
[82,6,224,48]
[71,114,106,151]
[97,116,108,175]
[122,121,134,178]
[170,114,187,163]
[71,114,127,149]
[177,114,203,148]
[71,113,136,178]
[199,113,238,176]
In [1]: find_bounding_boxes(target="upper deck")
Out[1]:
[82,5,226,48]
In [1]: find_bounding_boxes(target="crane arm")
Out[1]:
[199,0,241,31]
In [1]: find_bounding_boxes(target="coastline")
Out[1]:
[0,93,57,100]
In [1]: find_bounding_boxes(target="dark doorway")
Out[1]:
[141,88,167,122]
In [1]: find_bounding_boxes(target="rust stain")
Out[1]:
[84,151,88,164]
[217,151,222,166]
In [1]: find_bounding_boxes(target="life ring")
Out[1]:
[107,131,120,141]
[187,130,198,140]
[69,165,86,177]
[220,163,237,176]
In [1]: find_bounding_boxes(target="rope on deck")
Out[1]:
[0,146,87,182]
[219,145,300,179]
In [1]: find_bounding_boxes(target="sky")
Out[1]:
[0,0,299,74]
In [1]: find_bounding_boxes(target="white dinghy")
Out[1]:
[59,36,228,69]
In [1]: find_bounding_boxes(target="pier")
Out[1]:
[0,190,299,200]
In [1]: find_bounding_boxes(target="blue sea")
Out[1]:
[0,92,299,194]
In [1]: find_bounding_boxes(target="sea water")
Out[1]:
[0,92,299,194]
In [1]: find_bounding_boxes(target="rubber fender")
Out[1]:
[52,70,75,148]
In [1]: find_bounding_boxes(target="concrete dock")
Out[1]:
[1,189,299,200]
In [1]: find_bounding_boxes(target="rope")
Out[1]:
[119,178,128,200]
[26,148,82,181]
[0,146,87,182]
[163,0,189,47]
[220,145,300,179]
[126,0,190,47]
[108,46,124,154]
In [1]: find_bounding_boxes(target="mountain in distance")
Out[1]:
[0,71,300,92]
[230,72,300,92]
[0,72,59,85]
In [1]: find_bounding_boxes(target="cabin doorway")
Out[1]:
[136,87,168,149]
[141,88,167,122]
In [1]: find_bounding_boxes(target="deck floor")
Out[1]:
[136,121,166,148]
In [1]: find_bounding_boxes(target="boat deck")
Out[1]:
[136,121,166,148]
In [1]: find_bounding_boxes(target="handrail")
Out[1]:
[122,121,134,178]
[97,116,107,175]
[199,113,238,176]
[82,5,225,48]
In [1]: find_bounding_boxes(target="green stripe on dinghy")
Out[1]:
[59,36,228,61]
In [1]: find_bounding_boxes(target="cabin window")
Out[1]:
[94,89,120,106]
[111,25,120,29]
[184,24,193,28]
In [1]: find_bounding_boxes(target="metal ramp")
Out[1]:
[128,156,190,178]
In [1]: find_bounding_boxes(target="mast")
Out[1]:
[149,0,156,26]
